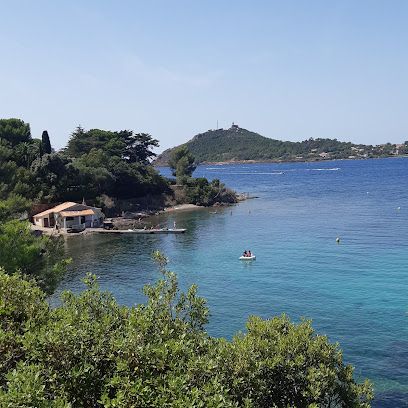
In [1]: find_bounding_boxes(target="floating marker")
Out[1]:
[397,207,401,211]
[336,237,341,244]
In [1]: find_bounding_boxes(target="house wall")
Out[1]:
[64,217,82,229]
[62,214,104,229]
[34,205,105,229]
[34,216,47,227]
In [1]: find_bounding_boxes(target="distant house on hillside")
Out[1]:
[319,152,330,158]
[395,144,405,155]
[33,202,104,230]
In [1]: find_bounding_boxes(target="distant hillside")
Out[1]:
[155,124,408,165]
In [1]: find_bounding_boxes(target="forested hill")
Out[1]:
[155,124,408,164]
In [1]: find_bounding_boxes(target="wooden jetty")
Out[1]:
[95,228,186,235]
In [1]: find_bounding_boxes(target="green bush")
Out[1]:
[184,177,237,206]
[0,220,68,294]
[0,257,373,407]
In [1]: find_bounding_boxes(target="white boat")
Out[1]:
[239,255,256,260]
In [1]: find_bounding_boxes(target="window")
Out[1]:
[66,217,74,221]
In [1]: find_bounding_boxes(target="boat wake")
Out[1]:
[223,171,284,175]
[308,168,340,172]
[206,167,229,170]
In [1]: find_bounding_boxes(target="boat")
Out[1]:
[239,255,256,260]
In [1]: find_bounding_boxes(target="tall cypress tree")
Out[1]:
[41,130,52,154]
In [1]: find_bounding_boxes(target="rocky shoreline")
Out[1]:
[108,196,254,230]
[31,192,256,235]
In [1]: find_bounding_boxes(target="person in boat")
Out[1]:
[248,250,252,257]
[243,250,248,257]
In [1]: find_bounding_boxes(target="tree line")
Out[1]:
[0,118,169,206]
[0,118,236,209]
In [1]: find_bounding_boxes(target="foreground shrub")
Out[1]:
[0,256,373,407]
[0,220,69,294]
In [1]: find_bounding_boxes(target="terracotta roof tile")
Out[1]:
[34,202,78,218]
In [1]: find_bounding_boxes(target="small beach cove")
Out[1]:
[54,158,408,407]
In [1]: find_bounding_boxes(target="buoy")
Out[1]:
[336,237,340,244]
[397,207,401,211]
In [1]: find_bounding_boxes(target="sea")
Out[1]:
[53,158,408,407]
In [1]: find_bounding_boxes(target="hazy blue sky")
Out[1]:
[1,1,408,150]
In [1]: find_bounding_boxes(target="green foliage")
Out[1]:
[65,127,159,164]
[0,194,30,222]
[124,132,160,164]
[168,145,197,182]
[41,130,52,154]
[0,271,49,388]
[0,119,39,200]
[0,218,69,294]
[30,153,79,202]
[0,118,170,204]
[157,126,403,164]
[0,118,31,147]
[0,195,68,294]
[184,177,237,206]
[0,261,373,407]
[64,127,126,158]
[220,315,373,407]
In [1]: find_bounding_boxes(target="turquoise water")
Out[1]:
[54,158,408,406]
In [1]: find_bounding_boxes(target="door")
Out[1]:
[44,218,49,227]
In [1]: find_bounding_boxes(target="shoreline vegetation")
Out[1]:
[0,118,240,220]
[0,117,374,406]
[184,154,408,166]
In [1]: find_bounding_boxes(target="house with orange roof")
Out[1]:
[33,202,104,230]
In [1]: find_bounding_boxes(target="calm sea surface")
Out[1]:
[53,158,408,407]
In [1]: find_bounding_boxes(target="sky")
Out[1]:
[1,0,408,151]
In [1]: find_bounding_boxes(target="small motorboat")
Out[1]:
[239,255,256,260]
